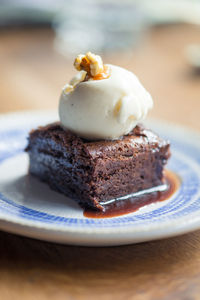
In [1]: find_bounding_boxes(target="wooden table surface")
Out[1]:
[0,24,200,300]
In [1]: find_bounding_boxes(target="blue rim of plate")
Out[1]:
[0,111,200,231]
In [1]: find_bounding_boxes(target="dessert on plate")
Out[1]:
[26,52,170,212]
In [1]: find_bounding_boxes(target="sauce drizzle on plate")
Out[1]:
[84,170,180,218]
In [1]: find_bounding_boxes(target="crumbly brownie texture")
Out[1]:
[26,123,170,211]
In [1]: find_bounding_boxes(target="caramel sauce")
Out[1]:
[84,170,180,218]
[84,66,110,81]
[92,66,110,80]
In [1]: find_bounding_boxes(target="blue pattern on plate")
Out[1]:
[0,127,200,228]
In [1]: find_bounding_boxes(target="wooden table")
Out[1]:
[0,24,200,300]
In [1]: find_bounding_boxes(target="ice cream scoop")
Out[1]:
[59,52,153,140]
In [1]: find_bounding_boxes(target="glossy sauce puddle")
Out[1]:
[84,170,180,218]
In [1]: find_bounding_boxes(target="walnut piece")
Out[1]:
[74,52,104,77]
[63,84,74,94]
[63,71,87,95]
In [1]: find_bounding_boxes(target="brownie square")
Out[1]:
[26,123,170,211]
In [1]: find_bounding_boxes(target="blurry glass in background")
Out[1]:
[53,0,200,56]
[0,0,200,59]
[53,0,147,55]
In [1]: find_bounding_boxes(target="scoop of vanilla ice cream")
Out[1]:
[59,64,153,140]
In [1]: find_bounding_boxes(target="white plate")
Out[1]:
[0,111,200,246]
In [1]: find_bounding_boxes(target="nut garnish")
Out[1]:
[74,52,109,78]
[86,52,104,76]
[63,84,74,94]
[74,54,85,71]
[63,52,110,95]
[70,70,87,86]
[63,71,86,95]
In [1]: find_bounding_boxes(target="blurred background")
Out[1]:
[0,0,200,130]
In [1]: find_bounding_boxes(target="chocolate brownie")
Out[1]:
[26,123,170,211]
